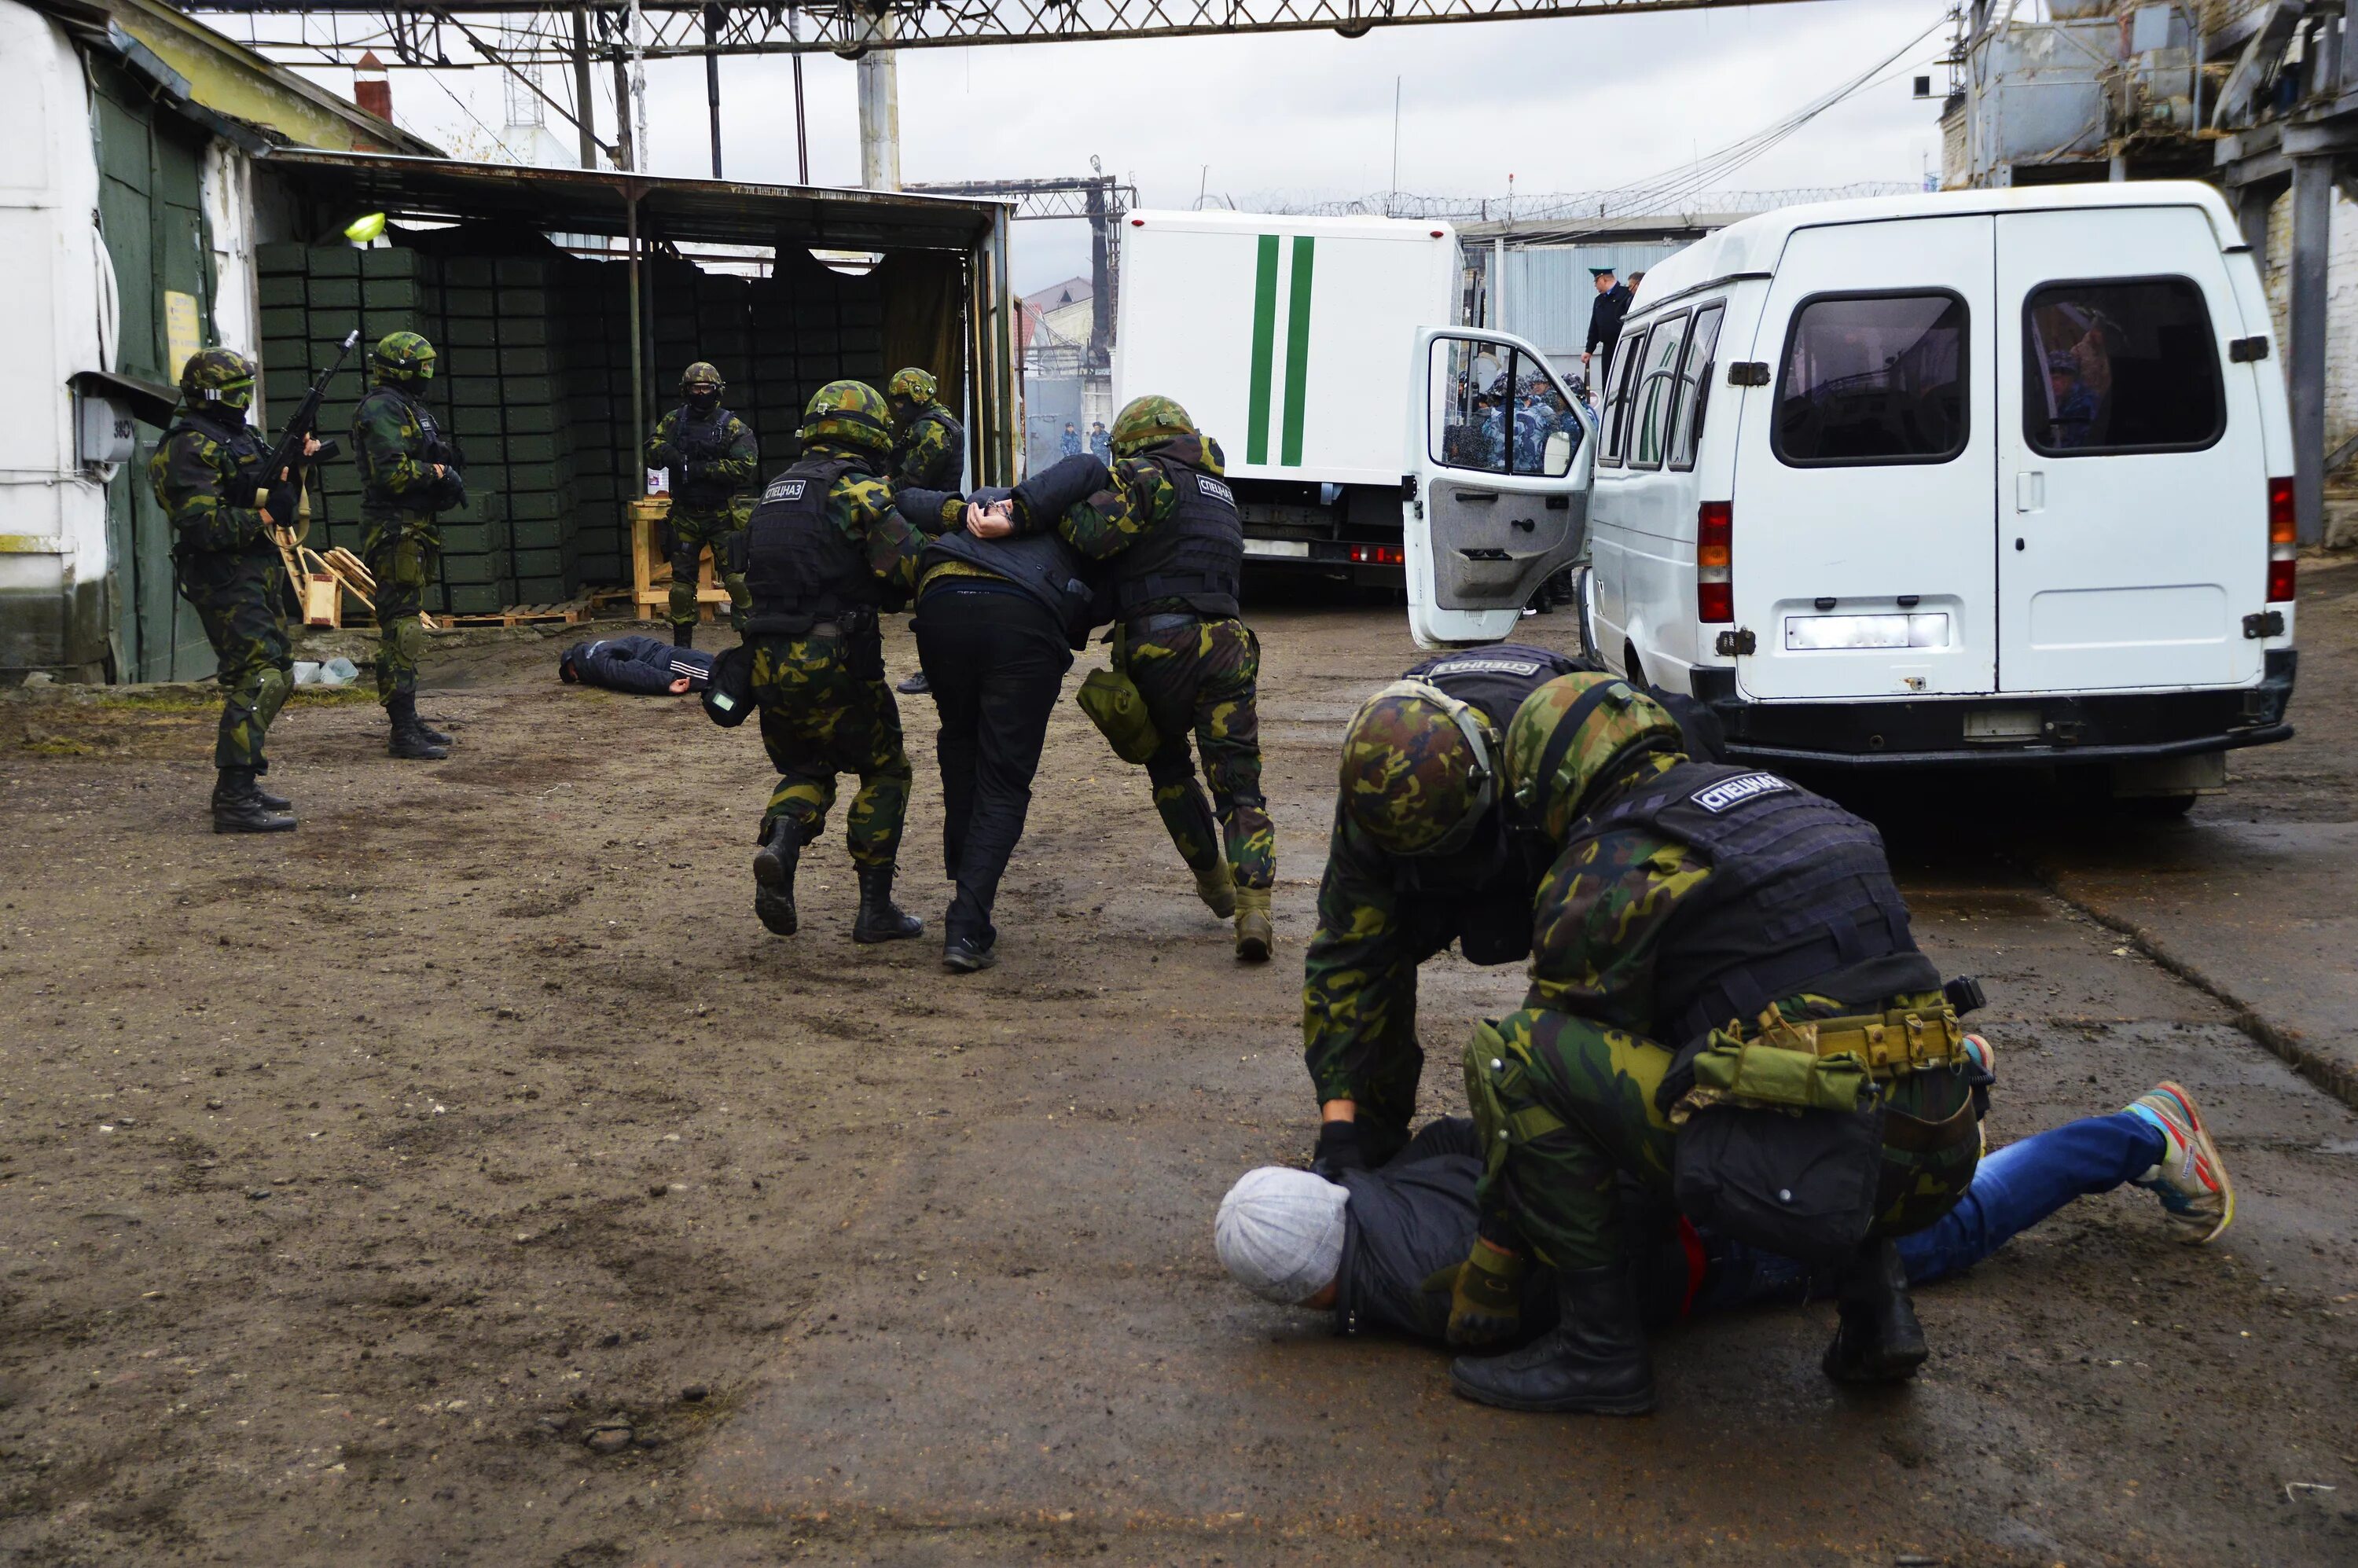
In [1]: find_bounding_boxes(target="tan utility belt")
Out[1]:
[1728,1002,1968,1078]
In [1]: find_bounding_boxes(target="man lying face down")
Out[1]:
[558,634,714,696]
[1214,1077,2231,1345]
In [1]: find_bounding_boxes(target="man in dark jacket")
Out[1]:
[559,635,713,696]
[1215,1078,2232,1345]
[1581,269,1633,389]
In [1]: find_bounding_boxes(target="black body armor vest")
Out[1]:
[1114,458,1243,619]
[740,457,875,634]
[1388,644,1592,964]
[922,530,1103,646]
[670,404,740,508]
[1569,762,1932,1045]
[167,407,270,558]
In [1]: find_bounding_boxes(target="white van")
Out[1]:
[1578,183,2297,800]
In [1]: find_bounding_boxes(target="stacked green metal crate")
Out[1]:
[420,255,512,616]
[554,257,627,586]
[490,256,579,605]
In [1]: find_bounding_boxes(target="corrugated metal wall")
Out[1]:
[1499,242,1689,367]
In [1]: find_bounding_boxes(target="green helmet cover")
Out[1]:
[1339,680,1498,857]
[680,361,724,396]
[1503,674,1685,842]
[371,330,436,385]
[1110,395,1197,459]
[887,366,938,406]
[179,346,256,411]
[799,379,893,456]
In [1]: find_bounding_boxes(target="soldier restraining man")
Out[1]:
[977,395,1276,960]
[352,331,463,761]
[146,347,318,832]
[886,367,964,698]
[646,362,757,648]
[732,380,930,946]
[1439,674,1990,1415]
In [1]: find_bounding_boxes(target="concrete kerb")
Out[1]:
[2026,860,2358,1113]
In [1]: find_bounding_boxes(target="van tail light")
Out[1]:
[2267,476,2296,602]
[1697,501,1733,624]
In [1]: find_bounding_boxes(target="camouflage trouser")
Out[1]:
[1476,992,1979,1271]
[1126,615,1275,890]
[362,517,440,704]
[178,550,292,771]
[667,501,751,629]
[750,630,911,868]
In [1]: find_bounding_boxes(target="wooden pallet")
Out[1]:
[435,602,587,630]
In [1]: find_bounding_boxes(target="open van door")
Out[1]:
[1405,327,1593,647]
[1993,206,2269,692]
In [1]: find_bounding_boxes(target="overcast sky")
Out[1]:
[303,0,1953,292]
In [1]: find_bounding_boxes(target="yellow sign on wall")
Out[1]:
[164,291,202,384]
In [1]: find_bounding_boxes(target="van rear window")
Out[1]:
[2022,277,2224,456]
[1773,292,1968,466]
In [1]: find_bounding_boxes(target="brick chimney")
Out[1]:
[354,51,392,121]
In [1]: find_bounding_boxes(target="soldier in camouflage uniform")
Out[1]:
[146,347,314,832]
[733,380,929,945]
[887,367,964,491]
[1441,674,1985,1416]
[352,331,463,760]
[645,362,757,648]
[1302,647,1593,1173]
[999,394,1276,960]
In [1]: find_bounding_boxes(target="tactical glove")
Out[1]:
[1434,1238,1528,1351]
[437,469,470,512]
[1008,455,1109,534]
[263,479,300,531]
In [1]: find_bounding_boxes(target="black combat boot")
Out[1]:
[211,768,296,834]
[1823,1238,1928,1383]
[385,692,449,760]
[751,815,800,936]
[674,622,695,650]
[1449,1265,1655,1416]
[252,777,292,811]
[414,711,454,746]
[852,864,924,945]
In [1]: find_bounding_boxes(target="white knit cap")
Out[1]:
[1214,1166,1349,1305]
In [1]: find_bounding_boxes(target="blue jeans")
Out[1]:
[1692,1111,2166,1313]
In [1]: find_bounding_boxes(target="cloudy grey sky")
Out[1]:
[296,0,1953,292]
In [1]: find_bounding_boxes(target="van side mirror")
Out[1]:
[1542,429,1573,477]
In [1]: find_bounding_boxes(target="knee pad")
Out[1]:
[251,666,292,729]
[393,616,425,666]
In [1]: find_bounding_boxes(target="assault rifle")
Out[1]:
[257,329,358,531]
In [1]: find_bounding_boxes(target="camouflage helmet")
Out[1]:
[1110,395,1196,459]
[887,366,938,406]
[178,347,256,412]
[370,330,436,385]
[1339,681,1498,857]
[799,379,893,456]
[680,361,725,396]
[1504,674,1686,841]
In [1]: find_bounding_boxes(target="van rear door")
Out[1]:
[1993,207,2267,692]
[1730,216,1999,700]
[1403,327,1592,646]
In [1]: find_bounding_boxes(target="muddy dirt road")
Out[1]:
[4,575,2356,1566]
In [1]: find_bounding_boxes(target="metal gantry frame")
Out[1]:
[907,171,1137,367]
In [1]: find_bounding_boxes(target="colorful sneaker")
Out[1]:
[2125,1081,2234,1244]
[1960,1033,1996,1081]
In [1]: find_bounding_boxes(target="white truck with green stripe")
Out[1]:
[1114,209,1593,645]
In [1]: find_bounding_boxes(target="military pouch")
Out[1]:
[1688,1030,1874,1115]
[1672,1098,1885,1266]
[1076,664,1160,764]
[701,641,755,728]
[1462,1019,1567,1191]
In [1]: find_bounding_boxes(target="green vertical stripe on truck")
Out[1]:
[1247,234,1280,466]
[1280,236,1317,467]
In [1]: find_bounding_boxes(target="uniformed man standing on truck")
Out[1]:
[1441,674,1985,1416]
[975,395,1275,960]
[146,347,318,832]
[645,362,758,648]
[1302,645,1596,1171]
[352,330,461,762]
[733,380,931,946]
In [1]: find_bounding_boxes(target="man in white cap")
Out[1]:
[1215,1078,2233,1347]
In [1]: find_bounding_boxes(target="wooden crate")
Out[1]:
[630,497,734,622]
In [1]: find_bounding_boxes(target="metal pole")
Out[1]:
[2291,154,2330,545]
[857,9,901,189]
[791,7,809,183]
[627,189,645,492]
[991,205,1015,483]
[629,0,650,175]
[609,39,634,171]
[1087,180,1111,370]
[703,4,723,178]
[571,9,597,169]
